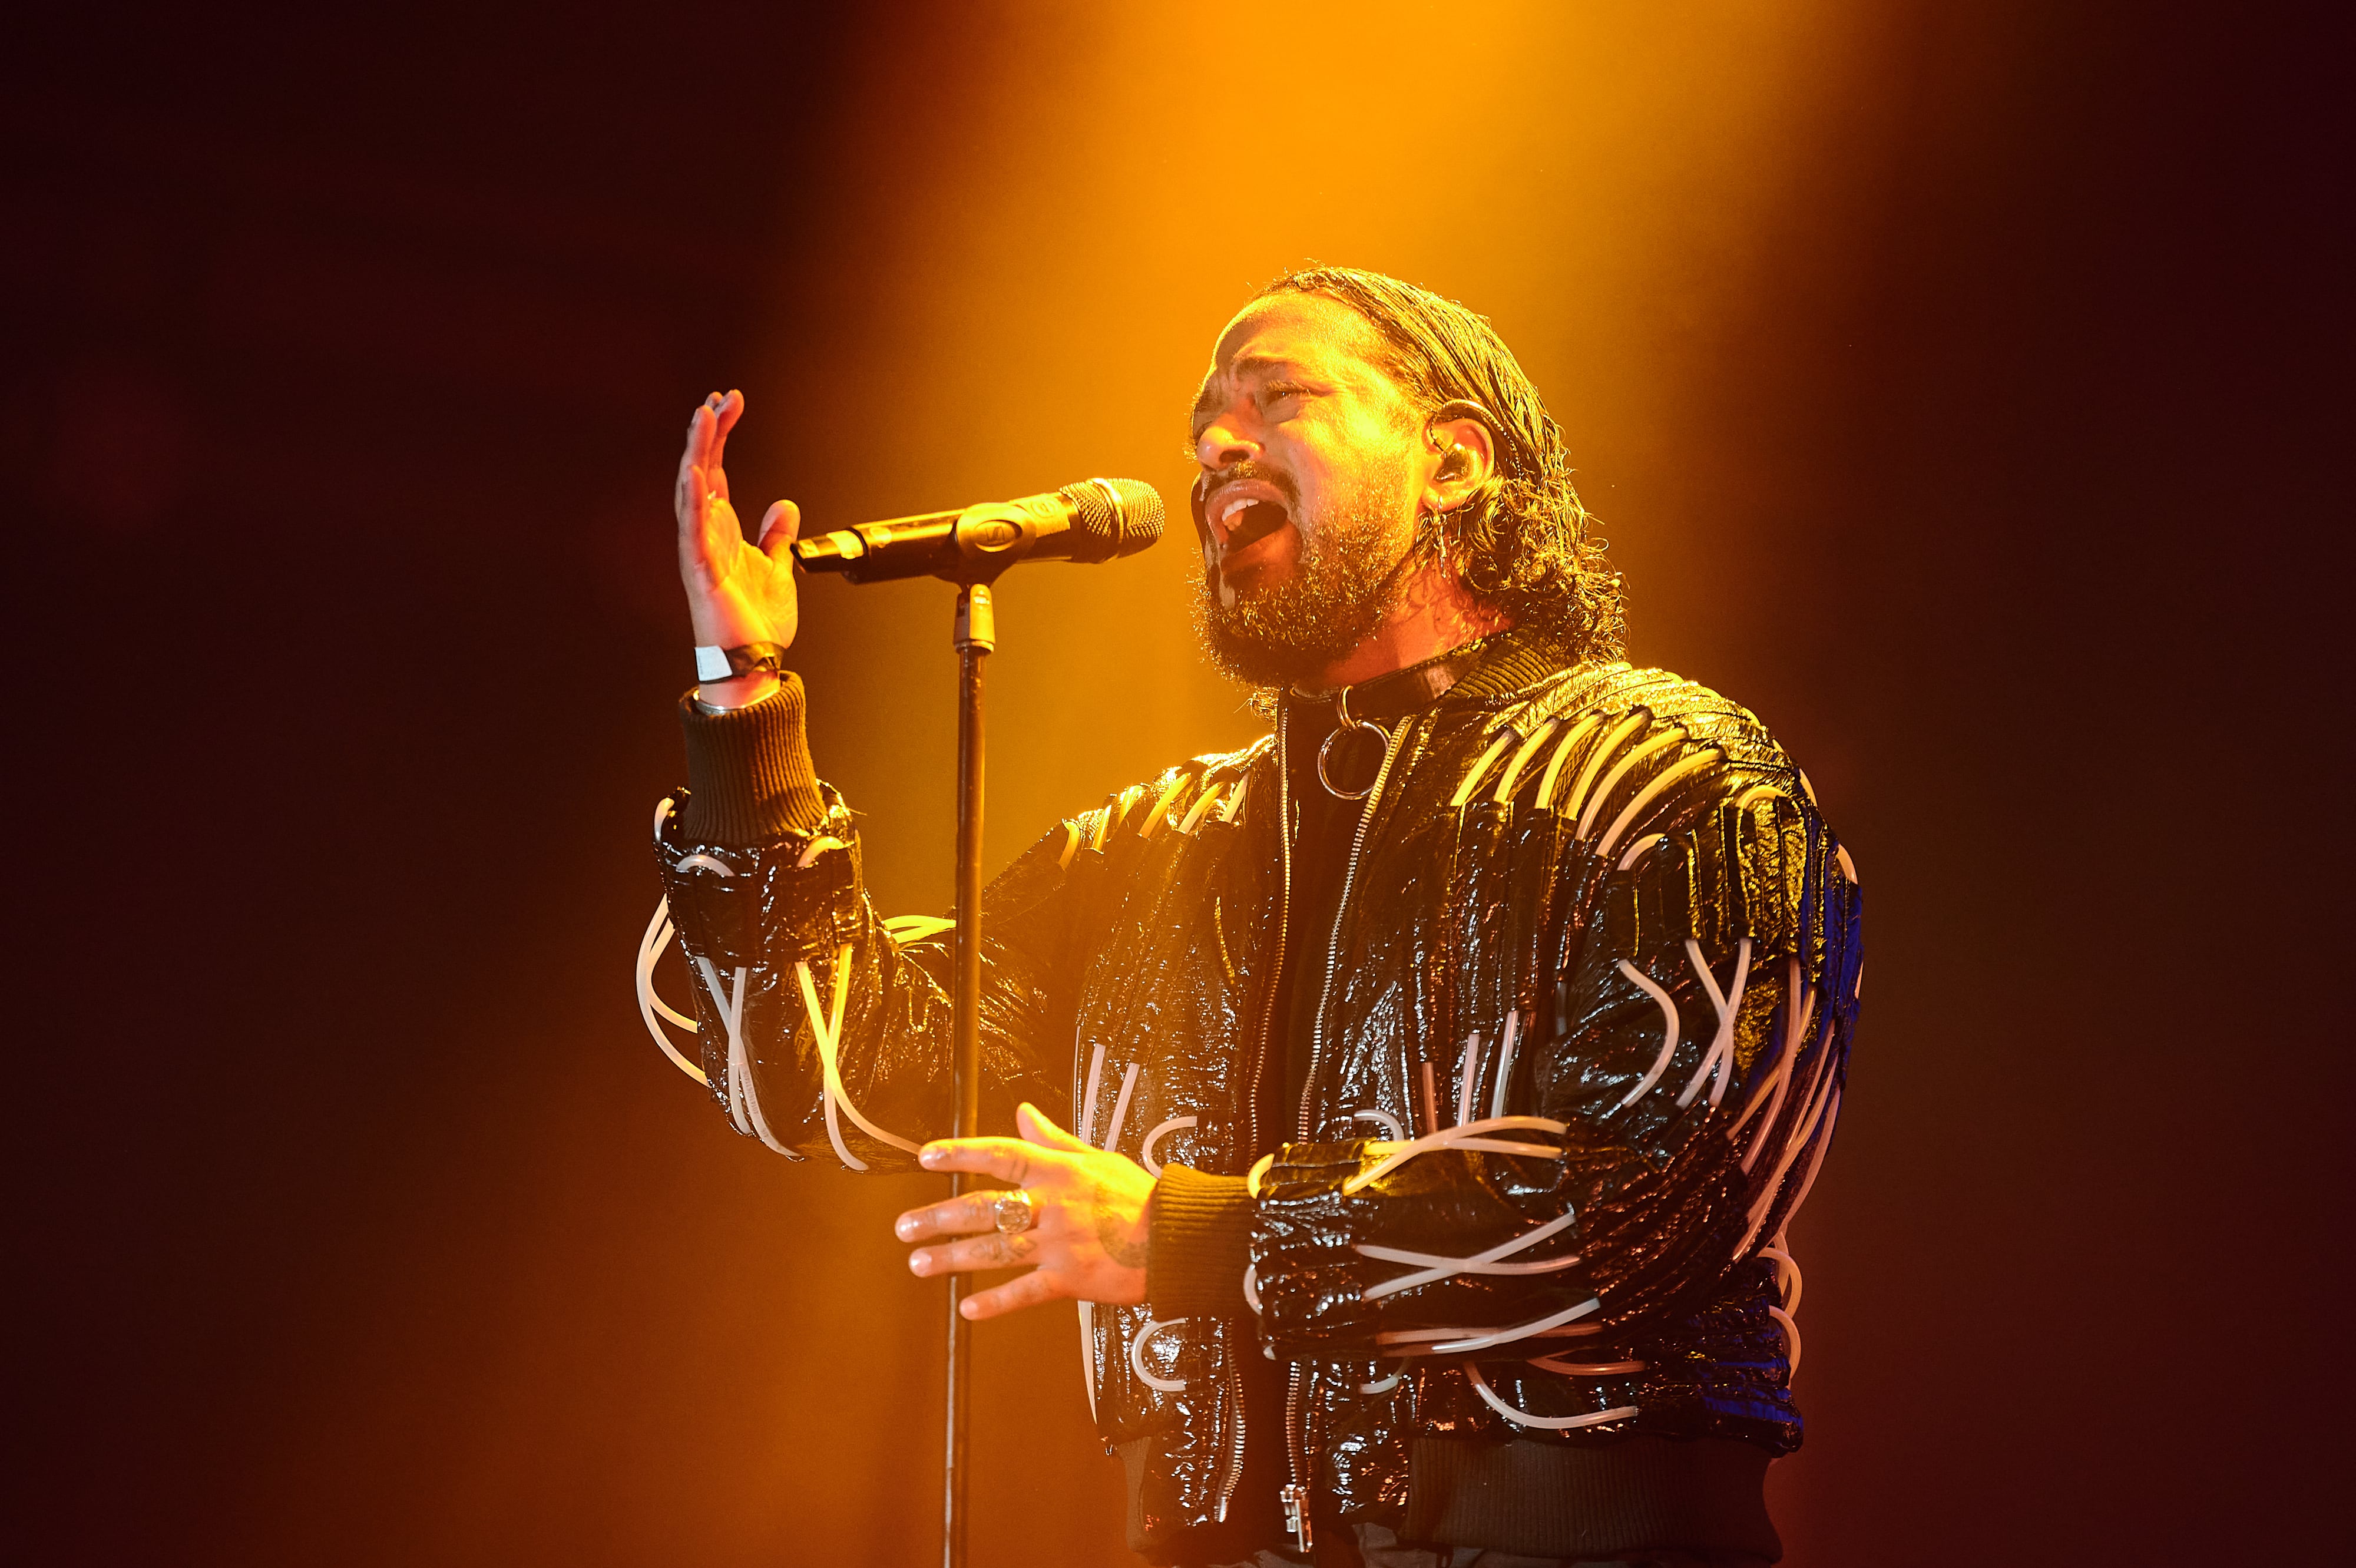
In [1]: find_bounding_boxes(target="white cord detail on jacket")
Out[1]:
[1454,1031,1484,1127]
[696,955,802,1160]
[1451,729,1522,807]
[882,914,956,944]
[1140,1115,1199,1177]
[1596,747,1719,862]
[636,896,709,1086]
[1377,1319,1601,1352]
[1218,772,1251,824]
[1100,1063,1141,1152]
[1526,1353,1646,1377]
[696,956,753,1136]
[1736,1064,1840,1259]
[1758,1243,1805,1379]
[1432,1296,1604,1354]
[1779,1089,1841,1243]
[1352,1108,1406,1140]
[1242,1262,1262,1315]
[1130,1317,1190,1392]
[1557,711,1646,825]
[1490,1009,1520,1120]
[1534,711,1604,811]
[1766,1305,1802,1377]
[795,943,921,1171]
[793,836,847,869]
[1341,1116,1567,1196]
[1752,999,1835,1185]
[1355,1206,1582,1301]
[1577,729,1685,842]
[1617,832,1665,871]
[1464,1361,1640,1431]
[1077,1038,1108,1144]
[1360,1368,1402,1395]
[1728,959,1811,1167]
[1677,937,1752,1109]
[1612,960,1681,1110]
[1177,781,1226,836]
[1137,773,1192,839]
[1493,719,1560,802]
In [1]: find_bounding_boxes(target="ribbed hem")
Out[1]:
[1146,1166,1256,1319]
[676,675,827,843]
[1403,1435,1780,1561]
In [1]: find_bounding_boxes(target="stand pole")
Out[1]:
[944,580,994,1568]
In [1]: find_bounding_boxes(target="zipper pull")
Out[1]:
[1280,1483,1313,1551]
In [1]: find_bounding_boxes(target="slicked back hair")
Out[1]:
[1255,266,1626,661]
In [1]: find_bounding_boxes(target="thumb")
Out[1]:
[1017,1101,1094,1153]
[755,498,800,558]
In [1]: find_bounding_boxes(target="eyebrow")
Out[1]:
[1190,353,1307,427]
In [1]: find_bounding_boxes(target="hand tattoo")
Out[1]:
[1091,1180,1147,1269]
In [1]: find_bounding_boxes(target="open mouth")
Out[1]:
[1218,497,1290,555]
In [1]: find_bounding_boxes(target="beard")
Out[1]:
[1193,462,1415,689]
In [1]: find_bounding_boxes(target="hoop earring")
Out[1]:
[1425,499,1456,577]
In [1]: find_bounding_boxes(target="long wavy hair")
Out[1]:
[1255,266,1626,661]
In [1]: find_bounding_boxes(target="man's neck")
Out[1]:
[1307,565,1515,692]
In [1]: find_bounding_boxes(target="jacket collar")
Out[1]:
[1280,627,1573,726]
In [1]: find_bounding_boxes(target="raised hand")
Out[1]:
[895,1103,1156,1320]
[674,391,799,698]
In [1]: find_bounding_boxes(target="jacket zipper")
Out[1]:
[1218,714,1291,1524]
[1283,714,1410,1554]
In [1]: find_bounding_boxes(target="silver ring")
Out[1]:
[993,1190,1037,1235]
[1316,686,1391,800]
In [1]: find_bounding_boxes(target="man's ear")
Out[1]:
[1424,409,1497,510]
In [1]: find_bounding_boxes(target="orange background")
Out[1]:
[5,2,2341,1563]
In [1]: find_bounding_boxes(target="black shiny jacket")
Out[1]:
[651,658,1862,1552]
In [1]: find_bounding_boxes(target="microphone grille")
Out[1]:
[1059,478,1166,563]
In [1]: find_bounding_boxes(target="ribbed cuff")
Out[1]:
[676,674,827,843]
[1146,1166,1256,1319]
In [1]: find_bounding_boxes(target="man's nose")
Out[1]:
[1195,413,1260,471]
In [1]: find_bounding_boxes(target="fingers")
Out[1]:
[675,404,712,524]
[894,1190,1000,1243]
[961,1268,1064,1321]
[918,1137,1037,1185]
[1015,1101,1096,1154]
[706,391,740,502]
[907,1228,1042,1278]
[676,392,738,519]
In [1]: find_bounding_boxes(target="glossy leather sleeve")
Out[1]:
[653,782,1096,1170]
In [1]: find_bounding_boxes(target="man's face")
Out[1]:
[1189,293,1427,687]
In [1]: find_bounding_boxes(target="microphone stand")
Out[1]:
[943,575,995,1568]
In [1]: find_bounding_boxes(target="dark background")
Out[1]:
[5,3,2346,1563]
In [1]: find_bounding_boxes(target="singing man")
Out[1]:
[646,267,1862,1567]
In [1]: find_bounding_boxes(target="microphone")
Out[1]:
[790,478,1164,584]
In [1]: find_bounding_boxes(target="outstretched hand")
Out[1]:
[674,389,800,661]
[895,1103,1155,1321]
